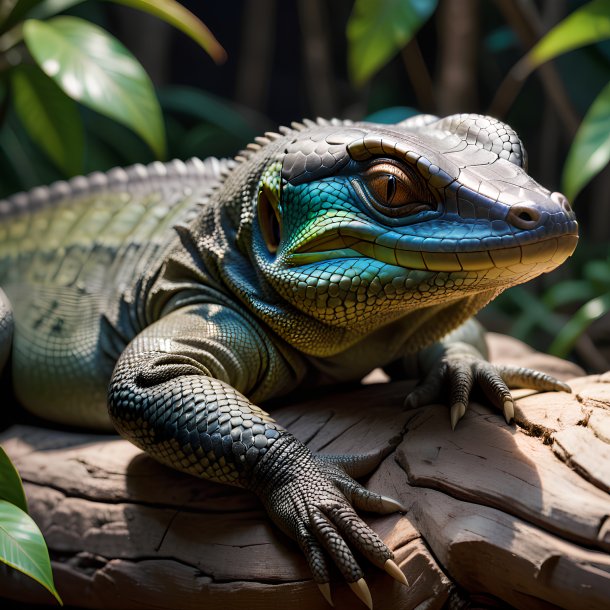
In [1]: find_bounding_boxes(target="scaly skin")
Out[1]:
[0,114,578,607]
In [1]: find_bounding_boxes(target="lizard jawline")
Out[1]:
[287,233,578,276]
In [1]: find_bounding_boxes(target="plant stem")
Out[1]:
[490,0,578,137]
[401,38,436,113]
[0,22,23,54]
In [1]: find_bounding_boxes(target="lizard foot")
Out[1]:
[251,434,408,608]
[404,342,571,429]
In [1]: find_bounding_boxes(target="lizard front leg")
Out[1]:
[108,303,406,607]
[402,319,570,429]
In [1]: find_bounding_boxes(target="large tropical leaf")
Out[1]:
[0,447,28,513]
[347,0,437,85]
[23,16,165,158]
[11,63,84,175]
[0,500,62,604]
[111,0,226,63]
[28,0,226,63]
[562,80,610,201]
[522,0,610,74]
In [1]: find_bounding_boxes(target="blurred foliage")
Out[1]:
[490,243,610,360]
[520,0,610,201]
[0,446,62,604]
[496,0,610,369]
[548,255,610,357]
[0,0,225,181]
[347,0,437,85]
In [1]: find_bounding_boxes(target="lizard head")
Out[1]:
[248,114,578,337]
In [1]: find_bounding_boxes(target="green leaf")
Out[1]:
[23,16,165,158]
[158,86,257,140]
[542,279,598,309]
[27,0,226,62]
[11,63,83,175]
[505,287,564,340]
[27,0,87,20]
[524,0,610,73]
[83,107,155,168]
[584,257,610,287]
[108,0,226,64]
[0,109,64,191]
[0,447,28,513]
[0,500,62,604]
[562,80,610,201]
[347,0,437,85]
[550,292,610,357]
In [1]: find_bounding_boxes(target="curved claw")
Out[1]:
[379,495,407,513]
[254,435,404,609]
[403,377,441,410]
[317,582,333,606]
[450,402,466,430]
[407,341,573,431]
[384,558,409,586]
[349,578,373,609]
[503,399,515,424]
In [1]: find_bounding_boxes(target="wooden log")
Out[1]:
[1,334,608,609]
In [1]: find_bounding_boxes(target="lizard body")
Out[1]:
[0,114,578,606]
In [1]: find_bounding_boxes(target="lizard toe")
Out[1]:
[314,454,405,514]
[254,435,403,607]
[496,364,572,393]
[295,522,332,589]
[473,361,515,422]
[403,366,445,409]
[323,502,392,567]
[331,470,405,514]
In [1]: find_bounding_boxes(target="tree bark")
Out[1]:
[2,335,609,609]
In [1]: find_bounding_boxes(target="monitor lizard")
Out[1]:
[0,114,578,608]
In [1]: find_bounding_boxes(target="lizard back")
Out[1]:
[0,157,232,427]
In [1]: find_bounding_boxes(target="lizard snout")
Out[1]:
[505,191,577,232]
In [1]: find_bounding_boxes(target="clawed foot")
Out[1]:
[404,342,571,429]
[251,435,408,608]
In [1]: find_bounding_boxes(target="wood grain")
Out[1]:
[1,334,608,609]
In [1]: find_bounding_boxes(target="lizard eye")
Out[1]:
[362,161,434,218]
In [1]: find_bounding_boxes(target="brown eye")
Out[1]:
[363,162,434,218]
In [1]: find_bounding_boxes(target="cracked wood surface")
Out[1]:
[1,334,610,609]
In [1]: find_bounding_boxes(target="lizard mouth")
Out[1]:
[287,229,579,274]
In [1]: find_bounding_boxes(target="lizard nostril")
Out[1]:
[507,203,541,229]
[518,211,534,222]
[550,191,573,215]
